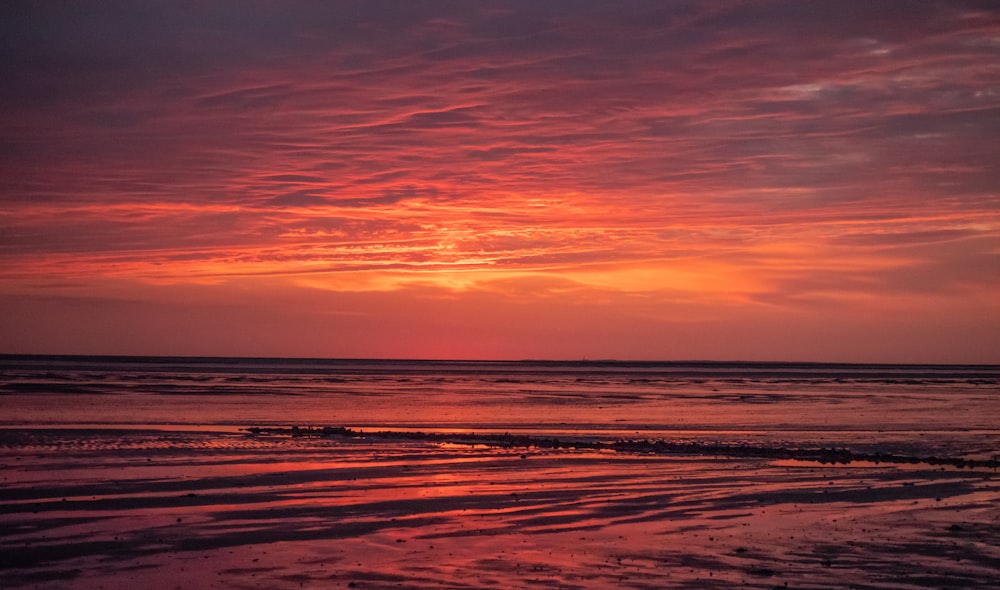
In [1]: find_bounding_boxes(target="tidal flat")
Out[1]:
[2,428,998,589]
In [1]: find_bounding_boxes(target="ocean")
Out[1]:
[2,355,998,458]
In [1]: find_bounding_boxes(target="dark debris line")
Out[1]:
[242,426,999,470]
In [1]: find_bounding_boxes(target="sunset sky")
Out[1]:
[1,1,998,362]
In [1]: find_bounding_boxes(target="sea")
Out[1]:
[2,355,998,461]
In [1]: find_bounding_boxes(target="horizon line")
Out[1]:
[1,352,997,368]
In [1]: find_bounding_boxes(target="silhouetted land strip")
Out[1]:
[243,426,999,470]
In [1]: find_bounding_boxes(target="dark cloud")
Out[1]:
[262,174,330,184]
[269,189,330,208]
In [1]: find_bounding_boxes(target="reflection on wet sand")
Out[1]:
[2,429,998,589]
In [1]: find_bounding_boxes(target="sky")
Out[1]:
[1,1,998,363]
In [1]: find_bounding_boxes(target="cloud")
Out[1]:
[268,190,330,208]
[1,1,998,360]
[261,174,330,184]
[832,229,983,248]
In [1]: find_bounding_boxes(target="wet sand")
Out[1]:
[2,428,999,589]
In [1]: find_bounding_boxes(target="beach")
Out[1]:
[1,357,999,588]
[3,427,999,589]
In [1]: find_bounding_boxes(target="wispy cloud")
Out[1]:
[1,0,998,359]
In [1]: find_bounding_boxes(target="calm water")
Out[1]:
[2,355,998,459]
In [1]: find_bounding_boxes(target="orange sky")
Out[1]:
[1,1,998,362]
